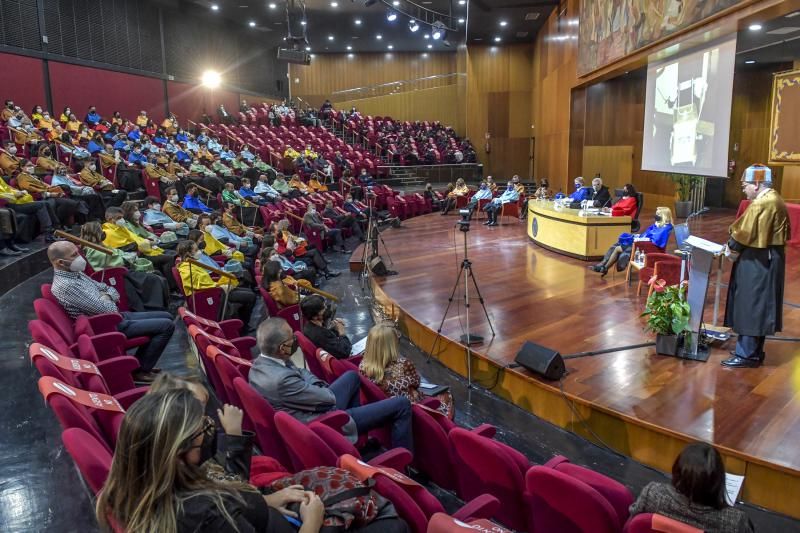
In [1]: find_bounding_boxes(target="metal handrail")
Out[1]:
[330,73,464,102]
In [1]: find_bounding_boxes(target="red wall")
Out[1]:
[0,53,46,115]
[49,61,166,123]
[167,81,241,124]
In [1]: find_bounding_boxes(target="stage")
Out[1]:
[362,208,800,518]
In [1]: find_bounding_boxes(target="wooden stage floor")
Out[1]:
[369,208,800,517]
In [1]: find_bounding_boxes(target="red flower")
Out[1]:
[648,276,667,293]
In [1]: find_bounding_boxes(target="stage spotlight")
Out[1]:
[408,19,419,32]
[387,10,397,21]
[431,22,445,40]
[201,70,221,89]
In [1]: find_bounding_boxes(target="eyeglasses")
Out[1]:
[185,416,214,449]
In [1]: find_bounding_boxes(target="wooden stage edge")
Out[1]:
[362,213,800,519]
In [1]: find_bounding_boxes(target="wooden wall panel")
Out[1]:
[289,52,457,108]
[582,146,633,193]
[336,85,461,133]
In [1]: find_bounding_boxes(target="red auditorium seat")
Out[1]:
[636,253,683,297]
[62,428,112,495]
[623,513,703,533]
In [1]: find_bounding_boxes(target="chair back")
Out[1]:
[623,513,703,533]
[411,405,458,491]
[89,268,130,312]
[526,466,620,533]
[674,223,690,248]
[41,283,60,304]
[273,411,340,471]
[62,428,112,495]
[295,332,326,380]
[372,476,430,533]
[29,319,77,357]
[232,377,293,470]
[34,298,77,344]
[550,460,634,525]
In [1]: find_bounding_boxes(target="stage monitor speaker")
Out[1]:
[369,256,388,276]
[514,341,565,380]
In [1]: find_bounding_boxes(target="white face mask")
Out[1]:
[150,205,161,212]
[133,211,141,220]
[89,164,96,171]
[192,250,203,259]
[115,218,126,227]
[68,256,87,273]
[170,195,179,202]
[8,147,16,155]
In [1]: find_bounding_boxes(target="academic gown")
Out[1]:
[724,189,789,337]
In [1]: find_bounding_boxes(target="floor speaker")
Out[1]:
[369,256,388,276]
[514,341,565,380]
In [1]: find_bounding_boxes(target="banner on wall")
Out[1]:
[768,69,800,165]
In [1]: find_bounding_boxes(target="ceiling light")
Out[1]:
[458,18,465,24]
[494,36,501,42]
[458,0,466,4]
[745,60,756,64]
[201,70,221,89]
[393,0,400,5]
[431,21,446,40]
[500,21,507,26]
[300,20,306,25]
[409,20,419,32]
[490,47,498,53]
[387,11,397,21]
[305,46,311,51]
[422,53,428,57]
[331,1,338,6]
[376,34,383,39]
[424,34,430,39]
[268,2,276,8]
[355,18,362,25]
[348,53,354,58]
[346,45,352,50]
[328,35,334,40]
[388,44,394,49]
[249,21,256,27]
[210,4,219,11]
[310,54,315,58]
[749,23,763,31]
[427,44,432,49]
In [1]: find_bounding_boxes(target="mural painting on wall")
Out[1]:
[578,0,744,75]
[768,69,800,164]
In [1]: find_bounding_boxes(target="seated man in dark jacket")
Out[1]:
[589,176,611,208]
[301,295,352,359]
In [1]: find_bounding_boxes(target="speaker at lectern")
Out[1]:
[682,235,725,361]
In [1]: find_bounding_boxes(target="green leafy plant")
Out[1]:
[641,277,691,336]
[669,173,703,202]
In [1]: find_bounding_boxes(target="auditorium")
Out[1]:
[2,0,800,531]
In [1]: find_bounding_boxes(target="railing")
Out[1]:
[379,163,483,185]
[329,73,465,103]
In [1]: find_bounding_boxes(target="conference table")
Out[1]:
[527,201,632,261]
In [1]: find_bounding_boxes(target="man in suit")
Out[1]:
[249,317,413,450]
[302,202,349,253]
[589,176,611,208]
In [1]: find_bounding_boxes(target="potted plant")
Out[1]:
[669,173,702,219]
[641,276,691,356]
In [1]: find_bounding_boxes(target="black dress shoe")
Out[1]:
[721,355,762,368]
[325,271,341,278]
[729,350,765,362]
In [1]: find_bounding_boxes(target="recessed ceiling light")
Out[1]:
[427,43,432,49]
[494,36,501,42]
[393,0,400,5]
[749,23,763,31]
[249,21,256,27]
[387,11,397,21]
[423,34,430,39]
[409,20,419,32]
[376,34,383,39]
[355,18,362,25]
[268,3,276,8]
[500,21,507,26]
[387,44,394,49]
[331,1,338,6]
[458,18,465,24]
[458,0,466,4]
[210,4,219,11]
[328,35,334,40]
[346,45,352,50]
[745,60,756,64]
[306,46,311,51]
[300,20,306,25]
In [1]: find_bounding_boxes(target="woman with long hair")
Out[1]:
[629,442,753,532]
[96,389,324,533]
[359,323,453,418]
[261,259,312,309]
[610,183,638,217]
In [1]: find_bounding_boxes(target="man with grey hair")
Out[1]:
[249,317,413,450]
[589,175,611,208]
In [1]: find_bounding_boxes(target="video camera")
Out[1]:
[457,209,471,232]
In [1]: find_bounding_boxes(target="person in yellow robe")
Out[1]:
[162,187,198,226]
[196,213,245,262]
[1,100,15,122]
[0,173,56,240]
[135,111,149,128]
[33,146,59,174]
[261,258,311,308]
[65,114,82,133]
[102,206,177,289]
[308,175,328,192]
[441,178,469,215]
[222,202,261,239]
[722,164,789,368]
[288,174,310,195]
[0,143,20,175]
[175,240,255,324]
[16,161,65,197]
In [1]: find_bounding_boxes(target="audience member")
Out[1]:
[591,206,674,276]
[302,202,349,253]
[300,295,351,360]
[441,178,468,215]
[483,181,520,227]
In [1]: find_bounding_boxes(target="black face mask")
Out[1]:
[198,241,206,250]
[654,214,662,222]
[100,231,107,241]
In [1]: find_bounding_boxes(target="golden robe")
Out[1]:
[729,188,789,248]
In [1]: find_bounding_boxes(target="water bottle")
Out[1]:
[641,251,646,265]
[634,250,641,264]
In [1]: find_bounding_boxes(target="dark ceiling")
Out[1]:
[736,8,800,66]
[188,0,558,54]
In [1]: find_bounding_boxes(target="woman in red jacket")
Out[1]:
[611,183,638,216]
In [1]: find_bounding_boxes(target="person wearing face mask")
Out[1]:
[102,206,178,290]
[163,186,199,226]
[47,240,175,381]
[0,171,56,241]
[262,257,313,309]
[182,184,213,214]
[16,159,89,225]
[78,160,127,207]
[143,154,183,197]
[568,176,592,203]
[611,183,639,217]
[176,240,256,326]
[465,180,493,219]
[259,239,318,285]
[272,173,294,197]
[49,164,105,220]
[33,145,59,174]
[288,174,310,195]
[187,157,225,194]
[84,106,101,126]
[302,202,349,254]
[590,206,674,277]
[222,201,263,242]
[142,196,189,236]
[197,215,246,263]
[0,141,19,175]
[322,199,363,241]
[722,164,789,368]
[1,100,15,122]
[127,143,147,166]
[79,221,168,311]
[251,317,413,451]
[589,176,611,208]
[482,181,520,227]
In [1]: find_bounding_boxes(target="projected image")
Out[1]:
[642,37,736,177]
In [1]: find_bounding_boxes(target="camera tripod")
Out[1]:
[359,193,394,293]
[428,224,495,388]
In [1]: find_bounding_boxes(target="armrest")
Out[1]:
[314,410,351,432]
[96,355,140,394]
[471,423,496,439]
[367,447,412,472]
[543,455,570,469]
[420,397,441,410]
[452,494,501,522]
[113,386,149,410]
[219,319,244,338]
[75,332,128,359]
[124,336,149,349]
[85,313,123,333]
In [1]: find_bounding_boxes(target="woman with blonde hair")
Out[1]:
[590,206,674,277]
[96,388,325,533]
[441,178,469,215]
[359,323,453,418]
